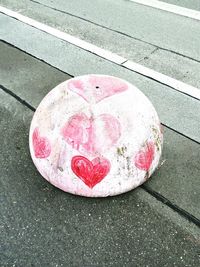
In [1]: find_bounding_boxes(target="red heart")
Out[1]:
[134,141,155,171]
[61,113,121,156]
[32,127,51,158]
[71,156,111,188]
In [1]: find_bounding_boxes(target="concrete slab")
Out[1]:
[0,41,70,107]
[0,42,199,219]
[146,126,200,218]
[158,0,200,11]
[0,20,200,143]
[27,0,200,61]
[140,48,200,88]
[0,0,156,62]
[1,0,200,88]
[0,90,200,267]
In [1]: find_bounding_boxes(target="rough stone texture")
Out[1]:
[0,2,200,266]
[0,90,200,267]
[29,75,162,197]
[0,42,199,217]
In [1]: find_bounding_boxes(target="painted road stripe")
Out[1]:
[128,0,200,21]
[0,6,126,65]
[123,60,200,100]
[0,5,200,100]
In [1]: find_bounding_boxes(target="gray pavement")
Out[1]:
[159,0,200,11]
[0,0,200,266]
[0,39,200,267]
[0,85,200,267]
[1,41,200,219]
[1,17,200,144]
[28,0,200,61]
[1,0,200,88]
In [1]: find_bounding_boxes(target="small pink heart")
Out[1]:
[61,113,121,155]
[134,141,155,171]
[32,128,51,158]
[68,75,128,103]
[71,155,111,188]
[89,75,128,103]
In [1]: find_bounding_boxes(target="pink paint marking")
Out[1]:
[32,127,51,158]
[61,113,90,148]
[68,76,128,103]
[134,141,155,171]
[89,75,128,103]
[61,113,121,155]
[67,79,88,102]
[71,155,111,188]
[92,114,121,153]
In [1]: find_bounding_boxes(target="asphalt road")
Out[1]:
[0,0,200,266]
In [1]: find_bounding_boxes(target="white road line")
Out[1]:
[0,5,200,100]
[123,60,200,99]
[128,0,200,21]
[0,6,126,65]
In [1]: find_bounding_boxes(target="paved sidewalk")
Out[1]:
[0,40,200,267]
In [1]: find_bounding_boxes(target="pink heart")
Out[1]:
[32,127,51,158]
[71,156,111,188]
[61,113,121,155]
[68,75,128,103]
[134,141,155,171]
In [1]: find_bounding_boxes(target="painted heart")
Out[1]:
[32,127,51,158]
[134,141,155,171]
[71,156,111,188]
[68,75,128,103]
[61,113,121,155]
